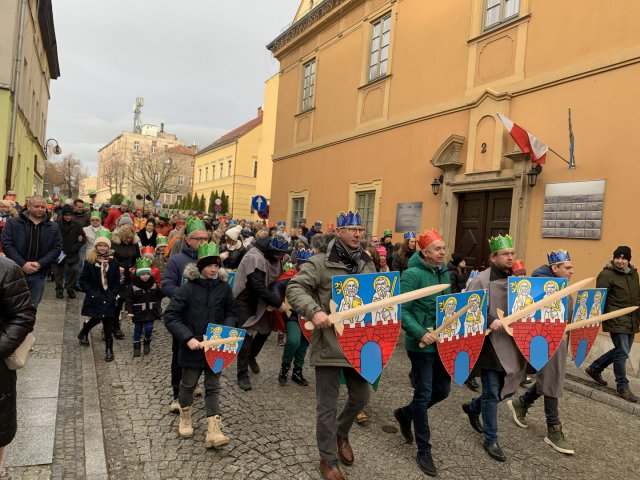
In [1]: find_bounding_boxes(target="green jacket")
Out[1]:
[285,239,375,367]
[596,261,640,334]
[400,251,451,353]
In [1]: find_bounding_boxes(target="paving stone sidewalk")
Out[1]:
[93,313,640,480]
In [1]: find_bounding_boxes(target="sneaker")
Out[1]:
[56,290,63,299]
[617,387,638,403]
[416,452,437,476]
[67,288,76,299]
[249,358,260,374]
[393,408,414,443]
[544,424,575,455]
[237,376,252,391]
[462,402,483,433]
[507,398,529,428]
[169,399,180,414]
[584,366,607,386]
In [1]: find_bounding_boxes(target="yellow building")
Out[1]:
[78,175,97,203]
[254,75,280,206]
[193,109,263,218]
[0,0,60,200]
[268,1,640,369]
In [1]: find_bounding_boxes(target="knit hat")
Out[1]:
[94,228,112,248]
[117,214,134,227]
[135,258,152,276]
[61,204,74,215]
[197,242,221,271]
[613,245,632,260]
[241,229,253,238]
[141,246,155,259]
[225,225,243,242]
[451,252,464,267]
[376,246,387,257]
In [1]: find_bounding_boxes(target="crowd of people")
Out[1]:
[0,193,638,479]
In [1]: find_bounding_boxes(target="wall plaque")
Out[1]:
[542,180,605,239]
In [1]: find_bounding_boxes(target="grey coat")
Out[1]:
[286,239,375,368]
[469,267,527,397]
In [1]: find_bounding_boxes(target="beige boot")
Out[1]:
[179,407,193,438]
[205,415,229,449]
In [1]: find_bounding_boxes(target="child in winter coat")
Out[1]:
[154,236,168,273]
[125,258,163,357]
[274,248,314,387]
[164,242,236,450]
[77,229,121,362]
[139,246,162,288]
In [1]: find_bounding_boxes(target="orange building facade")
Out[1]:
[267,0,640,367]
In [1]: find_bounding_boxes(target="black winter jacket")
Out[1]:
[222,243,246,270]
[596,261,640,334]
[125,275,163,323]
[56,217,86,263]
[1,211,62,272]
[164,264,236,368]
[139,230,158,248]
[112,240,140,286]
[447,262,469,293]
[79,258,121,318]
[0,257,37,447]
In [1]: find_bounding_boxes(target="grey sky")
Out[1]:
[48,1,299,175]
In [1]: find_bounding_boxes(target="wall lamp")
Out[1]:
[431,174,444,196]
[526,164,543,188]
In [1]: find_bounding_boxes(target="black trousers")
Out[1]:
[179,367,221,417]
[236,331,270,378]
[171,336,182,399]
[85,316,114,338]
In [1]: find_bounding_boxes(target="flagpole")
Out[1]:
[548,147,571,166]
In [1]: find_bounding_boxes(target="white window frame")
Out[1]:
[301,58,316,112]
[483,0,520,30]
[292,197,305,226]
[133,141,139,151]
[368,13,392,82]
[178,175,184,186]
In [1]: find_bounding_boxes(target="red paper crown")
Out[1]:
[417,229,442,250]
[512,259,526,274]
[140,246,155,258]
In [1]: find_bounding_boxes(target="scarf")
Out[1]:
[96,254,111,290]
[334,238,363,274]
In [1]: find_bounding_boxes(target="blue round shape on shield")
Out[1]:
[360,341,383,384]
[529,335,550,371]
[453,350,471,385]
[213,357,224,374]
[574,338,588,368]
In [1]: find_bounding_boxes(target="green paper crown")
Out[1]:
[95,228,112,242]
[90,211,101,219]
[383,229,393,236]
[186,217,207,234]
[198,242,220,261]
[488,234,513,253]
[136,258,152,270]
[156,235,168,246]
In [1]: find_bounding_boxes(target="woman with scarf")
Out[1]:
[77,230,121,361]
[392,232,417,275]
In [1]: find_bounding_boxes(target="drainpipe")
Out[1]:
[230,141,238,217]
[6,0,28,193]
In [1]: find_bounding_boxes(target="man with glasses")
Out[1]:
[461,234,527,462]
[287,211,375,480]
[162,218,209,413]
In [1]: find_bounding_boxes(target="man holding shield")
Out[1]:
[286,210,375,480]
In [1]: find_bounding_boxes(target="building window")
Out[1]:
[301,59,316,112]
[178,175,184,186]
[166,194,172,204]
[152,141,157,153]
[292,197,305,225]
[188,177,193,187]
[253,160,258,178]
[484,0,520,30]
[212,164,215,179]
[227,160,232,177]
[368,14,391,81]
[356,190,376,236]
[219,162,223,178]
[205,166,209,181]
[198,168,202,182]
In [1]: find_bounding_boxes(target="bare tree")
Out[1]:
[50,153,87,198]
[127,146,180,201]
[101,153,127,197]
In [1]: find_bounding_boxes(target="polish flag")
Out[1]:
[497,113,548,164]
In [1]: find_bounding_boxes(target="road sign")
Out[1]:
[215,198,222,205]
[252,195,267,212]
[214,205,222,212]
[257,205,270,219]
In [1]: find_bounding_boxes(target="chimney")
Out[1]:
[160,122,164,133]
[257,106,263,118]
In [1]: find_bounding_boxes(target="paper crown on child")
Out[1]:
[512,259,526,275]
[197,242,221,271]
[269,234,290,253]
[94,228,112,247]
[488,234,513,254]
[276,221,286,228]
[90,211,101,219]
[337,211,362,228]
[156,235,168,246]
[186,217,207,234]
[296,248,315,263]
[135,258,152,276]
[404,231,416,239]
[141,246,155,259]
[314,221,322,227]
[417,229,442,250]
[383,229,393,237]
[547,249,571,265]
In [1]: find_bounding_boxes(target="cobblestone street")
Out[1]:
[87,300,639,480]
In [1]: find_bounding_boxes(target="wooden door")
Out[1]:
[454,190,512,271]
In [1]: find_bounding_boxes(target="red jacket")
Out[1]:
[103,209,123,231]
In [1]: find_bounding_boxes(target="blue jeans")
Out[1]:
[25,272,47,308]
[399,351,451,454]
[590,332,634,389]
[470,369,509,443]
[133,321,154,342]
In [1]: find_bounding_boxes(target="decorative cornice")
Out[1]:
[267,0,349,54]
